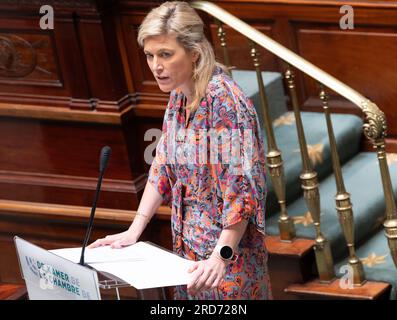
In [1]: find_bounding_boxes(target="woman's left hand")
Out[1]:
[187,254,227,296]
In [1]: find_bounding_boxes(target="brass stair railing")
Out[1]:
[319,85,365,285]
[250,42,296,242]
[191,1,397,282]
[285,68,334,282]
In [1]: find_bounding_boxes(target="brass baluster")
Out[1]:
[250,42,295,242]
[285,68,335,282]
[320,86,366,285]
[361,100,397,267]
[214,18,232,76]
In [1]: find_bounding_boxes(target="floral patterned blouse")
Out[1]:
[148,66,272,300]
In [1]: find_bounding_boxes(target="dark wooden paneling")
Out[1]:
[0,17,84,101]
[75,8,130,111]
[2,0,397,127]
[210,22,279,71]
[0,117,131,179]
[0,15,92,107]
[294,23,397,135]
[118,12,169,106]
[0,116,153,209]
[0,177,139,210]
[0,1,131,111]
[0,32,60,85]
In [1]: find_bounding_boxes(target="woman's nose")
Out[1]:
[153,57,163,72]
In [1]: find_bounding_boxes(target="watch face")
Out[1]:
[220,246,233,260]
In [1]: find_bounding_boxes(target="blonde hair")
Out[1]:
[138,1,223,112]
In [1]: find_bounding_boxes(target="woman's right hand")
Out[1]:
[87,229,138,249]
[87,181,160,250]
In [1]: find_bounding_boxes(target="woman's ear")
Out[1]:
[192,50,199,63]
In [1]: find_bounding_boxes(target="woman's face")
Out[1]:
[143,33,198,95]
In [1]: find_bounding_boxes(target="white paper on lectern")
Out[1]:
[51,244,145,264]
[51,242,195,289]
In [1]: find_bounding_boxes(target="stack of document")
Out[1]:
[51,242,195,290]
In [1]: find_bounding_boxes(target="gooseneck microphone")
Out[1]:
[79,146,112,266]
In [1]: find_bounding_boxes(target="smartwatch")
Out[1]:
[214,245,238,262]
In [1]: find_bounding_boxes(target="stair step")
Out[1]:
[265,236,316,299]
[266,152,397,261]
[335,227,397,300]
[285,278,391,300]
[266,111,363,215]
[232,69,364,215]
[231,70,288,122]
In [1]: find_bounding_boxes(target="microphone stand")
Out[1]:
[79,146,111,266]
[79,170,104,266]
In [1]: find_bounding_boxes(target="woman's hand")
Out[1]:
[88,211,150,249]
[187,254,227,296]
[87,229,138,249]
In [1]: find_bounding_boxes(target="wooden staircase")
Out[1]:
[191,1,397,300]
[265,236,392,300]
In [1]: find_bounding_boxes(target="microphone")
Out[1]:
[79,146,112,266]
[99,145,111,173]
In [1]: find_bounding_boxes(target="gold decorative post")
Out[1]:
[320,87,365,285]
[285,68,335,282]
[214,18,232,76]
[250,42,295,242]
[361,100,397,268]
